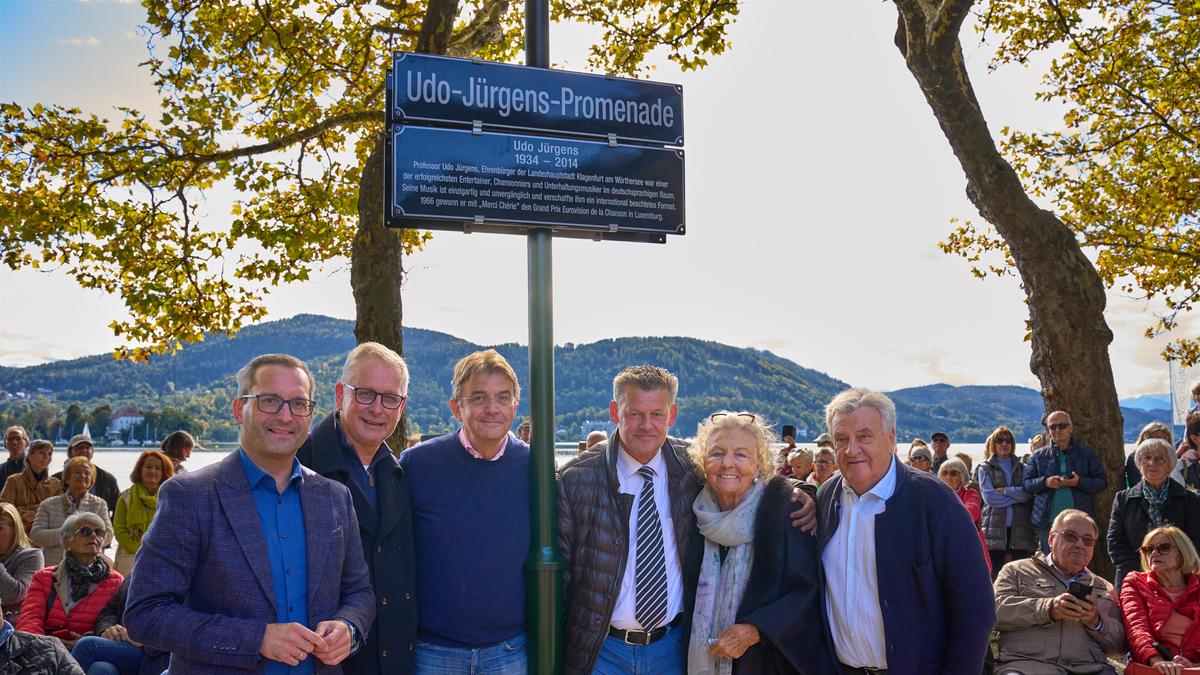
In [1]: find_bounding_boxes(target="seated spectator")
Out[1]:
[978,426,1034,579]
[585,430,607,450]
[0,598,84,675]
[71,576,168,675]
[0,440,60,532]
[0,502,42,622]
[907,444,934,472]
[112,450,173,575]
[786,448,814,481]
[994,509,1125,674]
[52,436,119,516]
[16,512,123,650]
[938,457,990,574]
[30,458,113,568]
[1177,414,1200,491]
[158,430,194,475]
[1109,438,1200,593]
[808,447,836,486]
[1121,525,1200,672]
[685,412,838,674]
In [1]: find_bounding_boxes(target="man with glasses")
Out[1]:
[1024,411,1107,554]
[298,342,416,675]
[993,509,1125,674]
[0,425,29,488]
[398,349,529,674]
[930,432,952,472]
[127,353,375,674]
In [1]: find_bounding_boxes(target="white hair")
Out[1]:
[825,388,897,435]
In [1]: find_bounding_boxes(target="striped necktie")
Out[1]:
[634,465,669,631]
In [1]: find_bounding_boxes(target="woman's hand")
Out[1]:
[100,624,143,647]
[1151,655,1193,674]
[708,623,760,659]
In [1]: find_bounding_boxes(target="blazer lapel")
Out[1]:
[215,458,276,607]
[302,475,333,611]
[376,463,408,540]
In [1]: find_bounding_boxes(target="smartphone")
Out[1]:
[1067,580,1092,601]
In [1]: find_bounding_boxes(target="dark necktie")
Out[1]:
[634,465,669,630]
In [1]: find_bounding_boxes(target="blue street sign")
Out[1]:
[391,52,684,146]
[386,125,684,236]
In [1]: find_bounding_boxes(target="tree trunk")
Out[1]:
[353,133,409,448]
[891,0,1125,579]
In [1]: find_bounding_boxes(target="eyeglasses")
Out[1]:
[910,456,932,463]
[709,413,757,423]
[814,459,834,466]
[1053,531,1096,547]
[239,394,316,417]
[72,527,106,539]
[1048,423,1070,431]
[995,438,1014,445]
[1141,542,1176,556]
[461,393,516,409]
[344,384,406,410]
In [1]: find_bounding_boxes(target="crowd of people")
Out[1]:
[0,352,1198,674]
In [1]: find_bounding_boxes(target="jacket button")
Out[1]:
[377,545,383,553]
[382,649,389,658]
[405,592,412,600]
[381,596,389,605]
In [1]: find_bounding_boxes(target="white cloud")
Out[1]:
[53,37,102,47]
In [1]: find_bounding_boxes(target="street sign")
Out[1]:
[387,125,684,236]
[391,52,684,146]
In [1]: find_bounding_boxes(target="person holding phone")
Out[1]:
[1024,411,1108,554]
[993,509,1125,674]
[1121,525,1200,674]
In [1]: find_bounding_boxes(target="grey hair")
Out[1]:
[1136,421,1174,447]
[341,342,409,396]
[1135,437,1178,474]
[612,365,679,407]
[60,511,106,547]
[825,388,897,435]
[1051,508,1098,536]
[788,448,814,463]
[937,457,969,482]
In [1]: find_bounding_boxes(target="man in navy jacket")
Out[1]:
[1023,410,1108,553]
[816,388,995,674]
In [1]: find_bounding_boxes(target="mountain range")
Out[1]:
[0,314,1176,443]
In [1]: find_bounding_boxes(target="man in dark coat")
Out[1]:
[53,434,120,515]
[816,387,995,674]
[298,342,416,675]
[1024,410,1108,553]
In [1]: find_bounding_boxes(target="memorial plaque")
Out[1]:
[387,125,685,236]
[391,52,684,146]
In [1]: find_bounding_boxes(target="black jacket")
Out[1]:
[52,465,120,515]
[556,433,703,675]
[0,627,83,675]
[93,577,168,675]
[728,476,839,675]
[1108,479,1200,593]
[297,412,416,675]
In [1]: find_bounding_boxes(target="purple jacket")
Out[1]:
[125,451,375,674]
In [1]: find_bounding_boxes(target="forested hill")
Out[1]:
[0,314,1174,442]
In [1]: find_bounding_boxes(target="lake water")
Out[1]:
[89,441,1141,491]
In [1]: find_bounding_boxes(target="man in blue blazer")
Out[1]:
[816,388,994,674]
[126,353,375,674]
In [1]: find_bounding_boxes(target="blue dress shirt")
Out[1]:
[239,449,311,675]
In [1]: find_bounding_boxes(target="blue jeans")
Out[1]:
[413,632,527,675]
[593,623,687,675]
[72,636,145,675]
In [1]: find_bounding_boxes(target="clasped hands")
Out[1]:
[259,620,352,666]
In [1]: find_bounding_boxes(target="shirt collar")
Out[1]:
[1044,552,1091,584]
[615,439,667,481]
[459,428,509,461]
[333,412,391,468]
[841,455,899,501]
[238,448,303,493]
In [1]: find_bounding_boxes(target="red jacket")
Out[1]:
[15,565,124,639]
[956,486,992,573]
[1121,570,1200,664]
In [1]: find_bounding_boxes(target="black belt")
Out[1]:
[608,614,683,646]
[840,666,887,675]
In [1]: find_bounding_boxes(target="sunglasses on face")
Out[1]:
[995,438,1014,445]
[1141,542,1176,556]
[73,527,106,539]
[1048,423,1070,431]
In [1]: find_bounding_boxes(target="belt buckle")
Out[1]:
[622,629,650,646]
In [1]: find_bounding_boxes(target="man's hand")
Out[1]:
[789,488,817,534]
[1045,475,1063,489]
[709,623,760,659]
[997,487,1006,495]
[1075,596,1100,628]
[1048,593,1090,622]
[312,620,353,666]
[1062,472,1080,488]
[259,622,327,666]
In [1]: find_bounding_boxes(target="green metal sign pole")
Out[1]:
[524,0,565,673]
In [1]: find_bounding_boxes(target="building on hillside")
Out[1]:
[109,406,145,434]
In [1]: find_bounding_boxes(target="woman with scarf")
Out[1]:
[30,457,113,568]
[686,412,838,675]
[112,450,173,575]
[15,511,123,650]
[1110,438,1200,594]
[0,502,42,621]
[0,440,60,532]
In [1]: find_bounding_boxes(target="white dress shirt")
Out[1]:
[609,442,684,630]
[823,456,898,668]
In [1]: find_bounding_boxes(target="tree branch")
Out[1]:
[187,110,384,163]
[447,0,511,58]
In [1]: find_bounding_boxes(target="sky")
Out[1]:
[0,0,1193,399]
